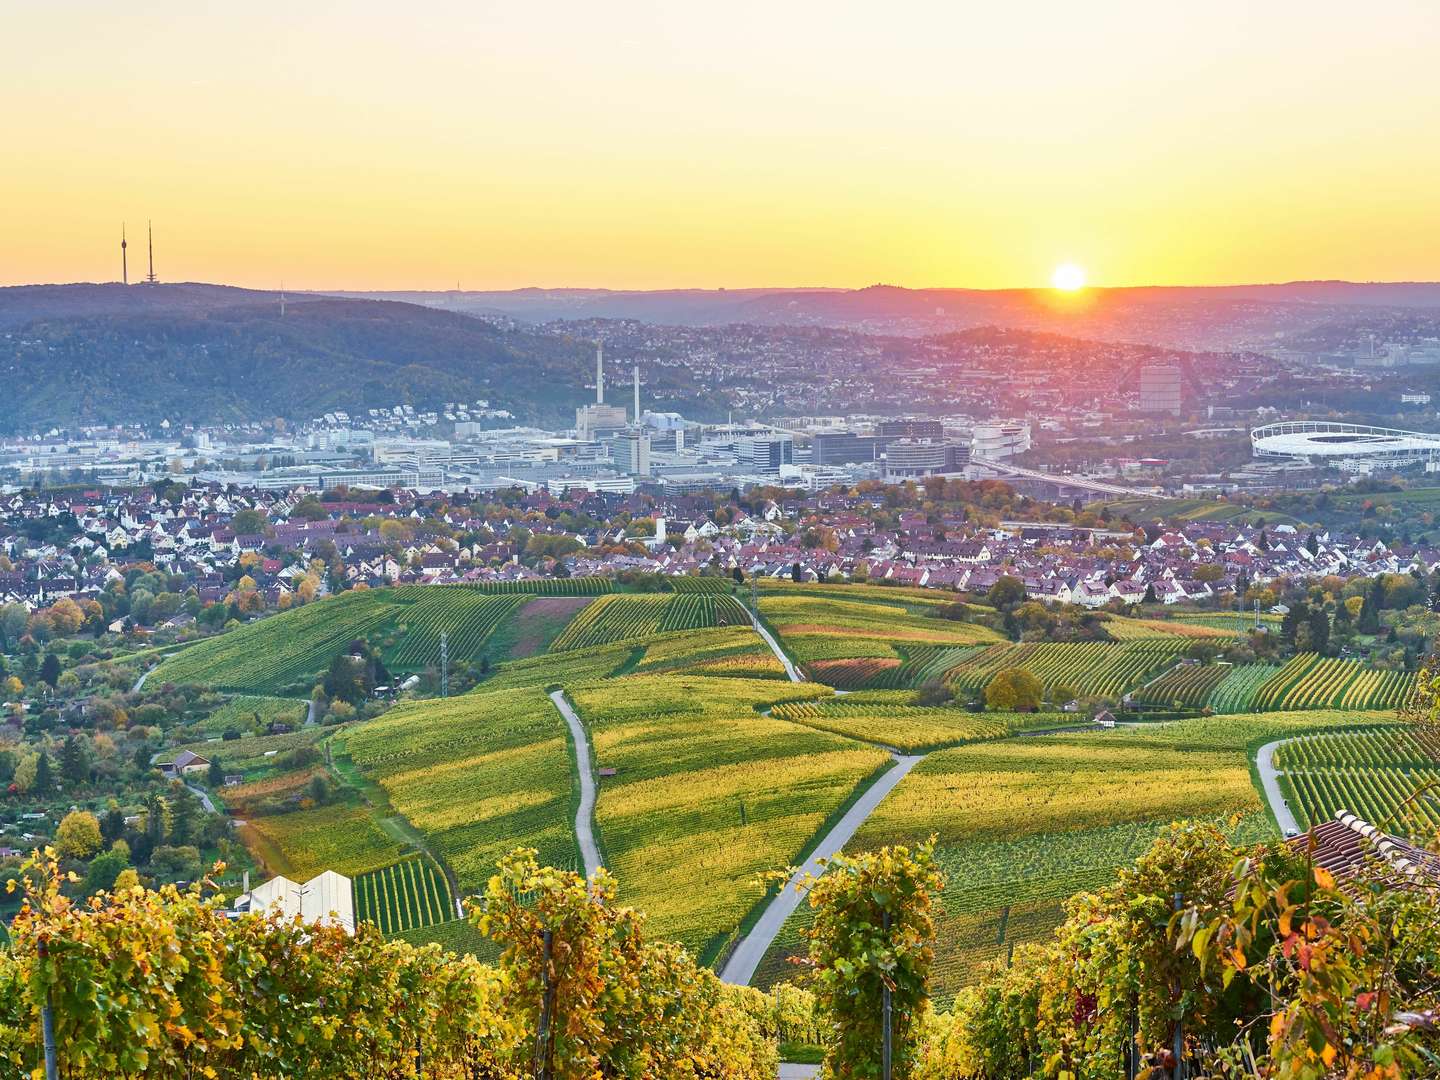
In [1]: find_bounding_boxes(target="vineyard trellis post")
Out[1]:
[1172,892,1185,1080]
[38,938,59,1080]
[534,927,556,1080]
[881,907,893,1080]
[440,631,449,698]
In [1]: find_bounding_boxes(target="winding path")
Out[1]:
[132,669,150,694]
[186,783,219,815]
[753,617,804,683]
[549,689,603,878]
[720,752,924,986]
[1256,738,1302,835]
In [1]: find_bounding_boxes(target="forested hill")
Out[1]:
[0,286,630,432]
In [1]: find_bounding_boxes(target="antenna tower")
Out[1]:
[145,221,158,285]
[121,224,128,285]
[440,631,449,698]
[595,343,605,404]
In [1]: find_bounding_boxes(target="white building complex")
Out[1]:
[234,870,355,934]
[1251,421,1440,473]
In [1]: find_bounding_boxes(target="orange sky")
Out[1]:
[5,1,1440,291]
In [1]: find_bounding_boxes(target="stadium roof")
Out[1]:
[1251,421,1440,460]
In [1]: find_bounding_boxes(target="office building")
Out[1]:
[877,419,945,439]
[812,431,882,465]
[970,423,1031,458]
[1138,365,1182,415]
[735,434,794,472]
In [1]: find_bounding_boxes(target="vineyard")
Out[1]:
[380,590,526,670]
[770,701,1072,753]
[1250,654,1417,712]
[1275,728,1440,839]
[460,577,614,595]
[342,687,579,890]
[945,640,1183,700]
[1207,663,1278,713]
[154,585,542,692]
[552,593,750,651]
[1100,614,1233,640]
[353,856,456,934]
[1131,662,1231,707]
[668,576,734,593]
[567,674,883,958]
[240,801,409,882]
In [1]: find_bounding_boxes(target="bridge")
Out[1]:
[968,455,1167,499]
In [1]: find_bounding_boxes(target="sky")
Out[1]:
[5,1,1440,291]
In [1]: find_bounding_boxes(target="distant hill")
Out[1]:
[0,284,690,433]
[335,280,1440,350]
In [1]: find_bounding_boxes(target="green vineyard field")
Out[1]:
[353,856,456,934]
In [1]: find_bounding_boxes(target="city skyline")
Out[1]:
[6,1,1440,291]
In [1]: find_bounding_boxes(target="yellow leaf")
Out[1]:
[1321,1043,1337,1067]
[1314,866,1335,891]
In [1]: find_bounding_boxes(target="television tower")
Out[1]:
[633,363,641,423]
[144,221,158,285]
[121,224,128,285]
[595,342,605,404]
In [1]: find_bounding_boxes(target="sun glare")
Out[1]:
[1051,263,1086,291]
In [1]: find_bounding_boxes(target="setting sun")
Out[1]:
[1051,263,1086,291]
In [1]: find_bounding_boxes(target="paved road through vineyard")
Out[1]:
[720,752,923,986]
[1257,738,1302,835]
[549,689,603,878]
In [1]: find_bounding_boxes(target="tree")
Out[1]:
[59,734,89,786]
[1305,530,1320,555]
[1142,582,1158,604]
[32,750,53,794]
[82,845,130,895]
[56,810,103,859]
[168,788,199,847]
[208,758,225,786]
[985,667,1043,711]
[40,652,62,688]
[231,508,265,534]
[986,575,1027,612]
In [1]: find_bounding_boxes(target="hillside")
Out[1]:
[0,284,676,432]
[338,280,1440,349]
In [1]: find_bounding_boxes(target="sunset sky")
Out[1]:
[6,1,1440,291]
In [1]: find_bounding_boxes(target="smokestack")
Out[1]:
[595,343,604,404]
[633,363,641,424]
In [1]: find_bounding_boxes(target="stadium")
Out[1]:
[1251,421,1440,470]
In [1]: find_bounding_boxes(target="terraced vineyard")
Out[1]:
[1207,663,1278,713]
[1100,615,1233,640]
[945,640,1183,700]
[550,593,752,651]
[1131,662,1231,707]
[1251,655,1417,712]
[382,590,526,670]
[1276,729,1440,839]
[154,585,540,691]
[155,589,408,692]
[657,594,751,633]
[353,856,456,934]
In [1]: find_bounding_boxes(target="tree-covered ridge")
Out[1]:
[0,296,697,432]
